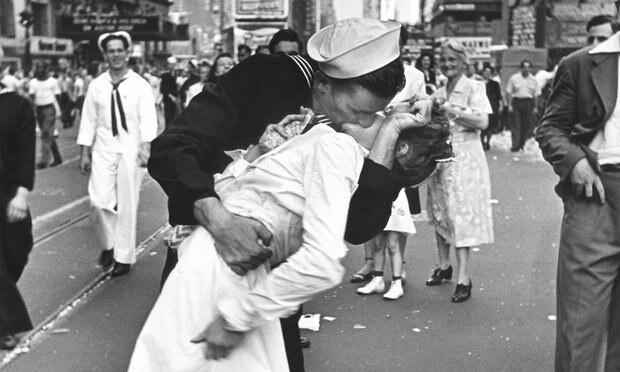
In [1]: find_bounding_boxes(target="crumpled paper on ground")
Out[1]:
[298,313,321,331]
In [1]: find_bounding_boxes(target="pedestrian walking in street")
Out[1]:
[58,69,75,129]
[480,65,503,150]
[130,84,452,372]
[177,59,199,110]
[535,20,620,371]
[415,52,437,94]
[77,31,157,277]
[426,41,494,303]
[205,53,234,85]
[159,56,178,127]
[505,59,541,152]
[356,189,416,300]
[268,29,303,55]
[586,14,617,46]
[184,62,209,107]
[29,63,63,169]
[237,44,252,62]
[0,75,36,350]
[72,69,86,125]
[147,18,436,372]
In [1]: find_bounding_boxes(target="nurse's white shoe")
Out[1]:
[357,276,385,295]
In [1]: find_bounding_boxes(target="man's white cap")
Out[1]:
[166,56,178,64]
[307,18,401,79]
[97,31,132,52]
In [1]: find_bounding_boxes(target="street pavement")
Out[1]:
[1,128,563,372]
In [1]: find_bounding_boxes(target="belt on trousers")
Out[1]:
[513,97,534,100]
[601,163,620,172]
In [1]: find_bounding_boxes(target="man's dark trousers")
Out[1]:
[0,211,33,337]
[510,97,535,150]
[555,170,620,371]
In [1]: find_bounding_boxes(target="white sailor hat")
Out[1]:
[97,31,132,52]
[166,56,178,64]
[307,18,401,79]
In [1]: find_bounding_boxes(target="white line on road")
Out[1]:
[32,177,156,228]
[32,196,90,227]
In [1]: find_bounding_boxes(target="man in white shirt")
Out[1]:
[536,3,620,369]
[506,59,541,151]
[28,64,62,169]
[77,31,157,277]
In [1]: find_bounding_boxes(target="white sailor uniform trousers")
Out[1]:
[77,71,157,264]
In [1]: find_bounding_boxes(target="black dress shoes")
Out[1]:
[0,335,18,350]
[300,337,311,349]
[426,265,453,286]
[110,261,131,277]
[98,249,115,268]
[350,271,373,284]
[451,280,473,303]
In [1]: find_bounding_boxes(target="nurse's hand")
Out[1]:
[191,315,244,360]
[194,197,273,275]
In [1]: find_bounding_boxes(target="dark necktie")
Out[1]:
[110,78,128,136]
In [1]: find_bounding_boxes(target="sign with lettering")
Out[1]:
[437,36,493,60]
[29,37,74,56]
[58,16,160,38]
[233,0,288,20]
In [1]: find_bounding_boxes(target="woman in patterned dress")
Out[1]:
[425,41,494,303]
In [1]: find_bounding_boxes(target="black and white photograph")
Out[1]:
[1,0,619,371]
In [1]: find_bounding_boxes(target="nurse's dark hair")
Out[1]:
[395,98,454,187]
[326,58,405,100]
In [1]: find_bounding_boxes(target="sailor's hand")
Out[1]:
[194,197,273,275]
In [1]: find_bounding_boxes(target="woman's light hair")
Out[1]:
[441,40,469,64]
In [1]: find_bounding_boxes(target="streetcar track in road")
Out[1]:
[33,212,90,246]
[32,178,156,247]
[0,225,171,368]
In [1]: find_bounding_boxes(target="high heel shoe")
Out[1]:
[350,271,373,283]
[425,265,453,286]
[451,280,472,303]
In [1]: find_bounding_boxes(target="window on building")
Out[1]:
[0,0,16,38]
[32,2,48,36]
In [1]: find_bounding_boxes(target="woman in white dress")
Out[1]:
[425,41,494,303]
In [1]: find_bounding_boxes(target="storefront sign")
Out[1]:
[29,37,74,56]
[443,4,476,11]
[438,2,502,14]
[58,16,160,37]
[233,0,288,20]
[437,36,492,60]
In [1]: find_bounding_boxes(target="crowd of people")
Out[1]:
[1,9,620,372]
